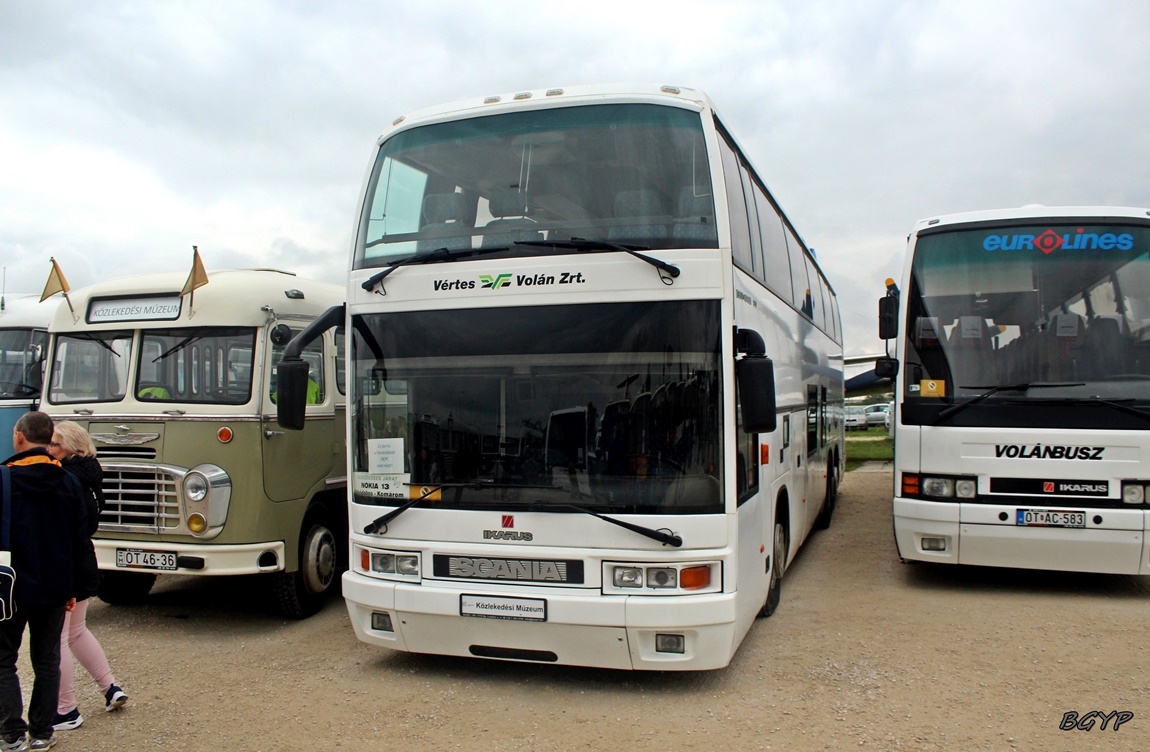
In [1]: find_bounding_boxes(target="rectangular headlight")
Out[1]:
[922,477,954,497]
[613,567,644,588]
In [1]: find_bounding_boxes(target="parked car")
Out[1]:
[865,404,889,426]
[845,405,867,431]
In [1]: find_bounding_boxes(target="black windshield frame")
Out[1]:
[350,300,725,515]
[901,219,1150,429]
[354,103,718,269]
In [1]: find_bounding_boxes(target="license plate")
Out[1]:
[1016,509,1086,528]
[460,594,547,622]
[115,548,178,570]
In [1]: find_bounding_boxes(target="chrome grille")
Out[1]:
[97,447,158,461]
[99,464,183,532]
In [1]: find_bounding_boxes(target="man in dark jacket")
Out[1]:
[0,411,90,751]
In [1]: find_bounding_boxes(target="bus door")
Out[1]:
[804,384,828,534]
[263,328,335,502]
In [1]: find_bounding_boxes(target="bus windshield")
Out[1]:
[0,328,47,398]
[904,222,1150,405]
[49,327,256,404]
[356,104,718,268]
[351,300,723,515]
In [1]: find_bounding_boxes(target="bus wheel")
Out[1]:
[97,571,156,605]
[759,519,789,618]
[815,465,837,530]
[274,512,339,619]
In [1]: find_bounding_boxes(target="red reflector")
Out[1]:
[902,474,920,495]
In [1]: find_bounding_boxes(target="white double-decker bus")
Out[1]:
[279,84,844,669]
[878,206,1150,575]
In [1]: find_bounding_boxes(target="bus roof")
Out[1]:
[0,294,58,329]
[913,205,1150,234]
[377,83,714,142]
[49,268,343,331]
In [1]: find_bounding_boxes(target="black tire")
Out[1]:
[815,465,837,530]
[759,517,788,618]
[274,512,340,619]
[97,570,156,604]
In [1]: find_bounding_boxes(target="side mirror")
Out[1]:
[875,357,899,379]
[878,296,899,340]
[276,360,310,430]
[270,324,294,346]
[736,356,777,434]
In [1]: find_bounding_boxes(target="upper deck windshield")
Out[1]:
[902,221,1150,426]
[356,103,718,268]
[351,301,723,515]
[0,328,48,398]
[48,327,256,405]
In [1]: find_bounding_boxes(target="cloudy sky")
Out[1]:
[2,0,1148,356]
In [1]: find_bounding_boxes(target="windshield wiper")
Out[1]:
[935,382,1084,423]
[360,246,512,294]
[153,334,203,363]
[530,502,682,547]
[1025,396,1150,423]
[515,237,680,283]
[362,481,556,534]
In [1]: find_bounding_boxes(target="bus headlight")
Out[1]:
[908,474,978,501]
[182,464,230,539]
[184,474,209,502]
[606,562,720,595]
[358,546,421,581]
[614,567,644,588]
[921,478,954,497]
[1121,483,1146,504]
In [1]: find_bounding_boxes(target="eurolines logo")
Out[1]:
[983,228,1135,254]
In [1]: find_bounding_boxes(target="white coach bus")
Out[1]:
[42,269,347,617]
[279,84,844,669]
[877,206,1150,575]
[0,295,53,438]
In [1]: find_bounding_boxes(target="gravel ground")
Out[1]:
[14,470,1150,751]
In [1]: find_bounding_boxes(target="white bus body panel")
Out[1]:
[894,424,1150,575]
[343,573,739,671]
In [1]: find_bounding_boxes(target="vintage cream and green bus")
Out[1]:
[42,269,346,617]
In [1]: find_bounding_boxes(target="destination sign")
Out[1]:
[88,295,183,323]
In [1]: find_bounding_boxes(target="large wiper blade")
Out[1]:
[935,382,1084,423]
[153,334,203,363]
[515,237,680,283]
[360,246,512,294]
[1029,396,1150,423]
[530,502,682,547]
[362,481,555,534]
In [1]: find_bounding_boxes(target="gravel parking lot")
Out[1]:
[22,471,1149,751]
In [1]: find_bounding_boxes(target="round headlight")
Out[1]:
[185,473,209,502]
[187,512,207,534]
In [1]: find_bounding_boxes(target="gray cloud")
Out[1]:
[2,0,1148,356]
